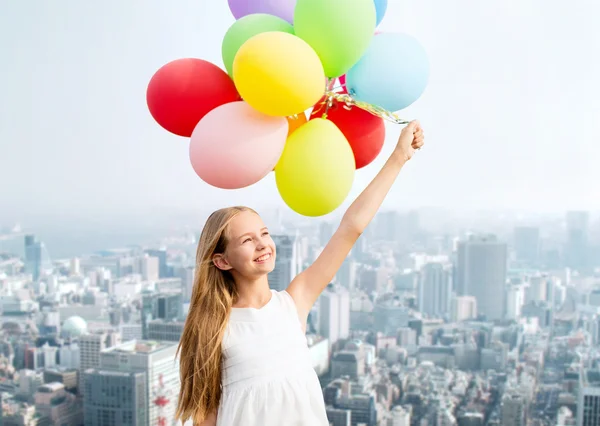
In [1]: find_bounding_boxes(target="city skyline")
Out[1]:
[2,203,598,425]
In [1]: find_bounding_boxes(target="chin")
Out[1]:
[263,263,275,274]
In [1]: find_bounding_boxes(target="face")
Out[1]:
[213,211,276,278]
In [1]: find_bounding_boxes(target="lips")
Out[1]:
[254,253,272,263]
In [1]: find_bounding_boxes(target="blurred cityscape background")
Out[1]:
[2,0,599,425]
[0,207,599,425]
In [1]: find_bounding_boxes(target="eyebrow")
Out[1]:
[237,227,268,241]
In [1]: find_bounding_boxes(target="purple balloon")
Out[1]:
[227,0,297,24]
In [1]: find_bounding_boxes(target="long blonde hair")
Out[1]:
[175,206,255,424]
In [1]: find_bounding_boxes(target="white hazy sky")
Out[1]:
[1,0,598,226]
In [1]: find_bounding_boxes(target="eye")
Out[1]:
[242,238,252,244]
[262,231,270,236]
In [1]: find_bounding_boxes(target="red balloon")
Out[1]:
[312,98,385,169]
[146,58,240,137]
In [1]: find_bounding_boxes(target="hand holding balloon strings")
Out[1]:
[395,121,424,162]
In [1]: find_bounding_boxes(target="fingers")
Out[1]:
[412,128,425,150]
[412,138,425,149]
[405,120,420,132]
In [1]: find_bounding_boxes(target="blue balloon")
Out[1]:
[374,0,388,26]
[346,33,429,112]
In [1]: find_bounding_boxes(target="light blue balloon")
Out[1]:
[346,33,429,112]
[374,0,388,26]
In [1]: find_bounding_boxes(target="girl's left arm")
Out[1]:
[287,120,425,321]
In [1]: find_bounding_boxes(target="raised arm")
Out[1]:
[287,120,425,321]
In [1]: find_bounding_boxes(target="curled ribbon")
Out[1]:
[310,85,409,125]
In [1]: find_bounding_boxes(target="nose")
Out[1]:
[256,239,267,251]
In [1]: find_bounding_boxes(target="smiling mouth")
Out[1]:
[254,253,272,263]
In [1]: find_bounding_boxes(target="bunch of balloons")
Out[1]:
[146,0,429,217]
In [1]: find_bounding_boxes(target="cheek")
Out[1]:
[229,246,255,267]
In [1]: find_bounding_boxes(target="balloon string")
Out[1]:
[319,78,337,120]
[311,89,410,125]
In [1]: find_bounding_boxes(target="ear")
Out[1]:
[212,254,233,271]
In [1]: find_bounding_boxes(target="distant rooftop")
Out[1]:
[37,382,64,393]
[104,339,176,355]
[89,369,143,378]
[583,369,600,387]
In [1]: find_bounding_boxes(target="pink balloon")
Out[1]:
[189,101,288,189]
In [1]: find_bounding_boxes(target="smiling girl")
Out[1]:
[176,121,425,426]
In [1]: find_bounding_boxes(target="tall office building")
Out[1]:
[79,331,121,396]
[455,235,507,321]
[176,266,195,302]
[93,340,180,426]
[451,295,477,322]
[136,254,160,281]
[501,392,526,426]
[145,248,168,278]
[84,370,147,426]
[418,262,452,318]
[24,234,42,281]
[390,406,411,426]
[566,211,590,272]
[336,257,358,290]
[374,211,400,242]
[319,286,350,347]
[141,290,183,339]
[577,368,600,426]
[505,284,525,320]
[268,234,299,292]
[525,275,547,304]
[513,226,540,265]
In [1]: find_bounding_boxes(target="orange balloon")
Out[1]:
[286,113,308,136]
[272,113,309,172]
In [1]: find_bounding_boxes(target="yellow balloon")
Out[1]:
[233,32,326,117]
[275,119,355,217]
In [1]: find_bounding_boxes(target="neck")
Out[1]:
[231,274,272,309]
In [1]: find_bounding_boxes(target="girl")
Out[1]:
[176,121,425,426]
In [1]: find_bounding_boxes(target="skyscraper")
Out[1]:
[577,368,600,426]
[141,290,184,339]
[88,340,180,426]
[455,235,507,321]
[418,262,452,318]
[319,286,350,347]
[84,370,147,426]
[79,331,122,396]
[268,234,299,292]
[145,248,169,278]
[513,226,540,266]
[24,234,42,281]
[336,257,358,290]
[501,392,526,426]
[565,211,590,272]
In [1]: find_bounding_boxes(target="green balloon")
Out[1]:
[222,14,294,77]
[294,0,376,78]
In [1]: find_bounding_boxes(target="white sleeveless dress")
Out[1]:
[217,290,329,426]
